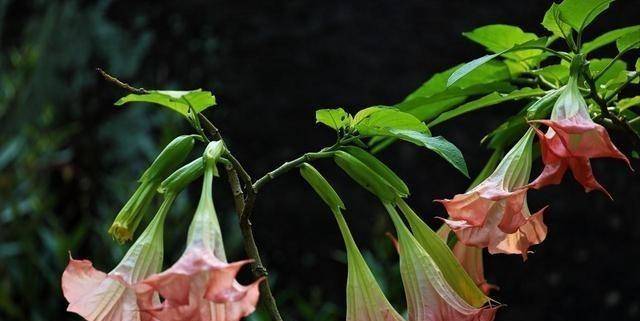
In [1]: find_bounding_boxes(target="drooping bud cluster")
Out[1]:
[108,135,197,243]
[62,140,262,321]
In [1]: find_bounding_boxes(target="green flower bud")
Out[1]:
[334,151,398,202]
[299,163,345,211]
[159,157,205,195]
[341,146,409,197]
[203,140,226,176]
[108,180,158,243]
[109,135,197,243]
[139,135,198,183]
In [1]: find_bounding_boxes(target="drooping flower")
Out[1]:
[528,70,630,198]
[298,161,403,321]
[436,225,497,295]
[385,202,497,321]
[436,128,547,259]
[62,192,175,321]
[136,141,262,321]
[334,209,406,321]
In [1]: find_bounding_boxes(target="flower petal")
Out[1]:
[386,204,498,321]
[138,245,261,321]
[62,257,145,321]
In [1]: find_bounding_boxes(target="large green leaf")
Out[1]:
[115,89,216,116]
[405,62,511,101]
[616,30,640,52]
[447,37,547,87]
[533,64,570,86]
[354,106,429,137]
[542,3,572,38]
[398,81,514,119]
[316,108,352,131]
[463,24,541,62]
[485,90,560,150]
[396,97,467,123]
[583,25,640,53]
[372,63,513,152]
[428,87,545,127]
[557,0,613,31]
[617,96,640,111]
[389,130,468,177]
[590,59,628,90]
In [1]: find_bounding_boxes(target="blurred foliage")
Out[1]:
[0,1,175,320]
[0,1,401,320]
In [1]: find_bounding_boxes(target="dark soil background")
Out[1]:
[1,1,639,320]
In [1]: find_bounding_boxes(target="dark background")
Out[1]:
[1,0,639,320]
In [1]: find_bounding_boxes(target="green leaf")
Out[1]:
[341,146,409,197]
[583,25,640,53]
[636,58,640,71]
[354,106,429,137]
[447,37,547,87]
[533,64,570,86]
[463,24,541,62]
[618,96,640,111]
[557,0,613,31]
[396,97,468,123]
[389,130,468,177]
[616,30,640,52]
[316,108,352,131]
[115,89,216,116]
[299,163,345,211]
[590,58,628,88]
[542,3,572,38]
[428,87,545,127]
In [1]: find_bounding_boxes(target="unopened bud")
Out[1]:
[159,157,205,195]
[334,151,397,202]
[139,135,198,183]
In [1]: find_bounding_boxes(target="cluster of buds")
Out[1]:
[62,140,262,321]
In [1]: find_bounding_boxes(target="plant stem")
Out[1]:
[250,135,360,195]
[196,115,283,321]
[252,151,335,192]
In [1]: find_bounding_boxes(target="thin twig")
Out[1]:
[96,68,149,94]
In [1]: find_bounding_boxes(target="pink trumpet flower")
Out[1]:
[62,193,175,321]
[529,74,630,198]
[437,128,547,259]
[333,209,406,321]
[385,203,497,321]
[136,141,262,321]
